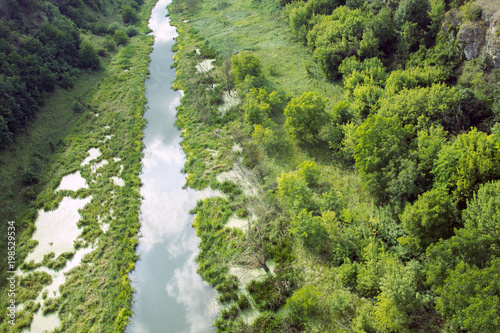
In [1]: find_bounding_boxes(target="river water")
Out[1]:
[126,1,218,332]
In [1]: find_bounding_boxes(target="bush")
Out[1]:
[107,22,121,34]
[113,30,128,46]
[72,99,85,113]
[104,35,116,51]
[219,181,242,196]
[21,167,39,185]
[126,26,139,37]
[122,5,139,24]
[248,276,293,312]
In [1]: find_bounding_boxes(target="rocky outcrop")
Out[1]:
[457,21,487,61]
[481,10,500,68]
[445,3,500,67]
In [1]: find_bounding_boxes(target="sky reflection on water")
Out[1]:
[126,0,217,332]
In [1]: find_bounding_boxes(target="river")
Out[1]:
[126,1,218,332]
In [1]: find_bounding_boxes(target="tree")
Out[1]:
[358,28,380,59]
[378,83,459,130]
[231,52,262,84]
[121,5,139,24]
[436,258,500,332]
[462,181,500,240]
[425,181,500,289]
[113,30,128,46]
[399,188,460,253]
[0,115,12,148]
[284,91,329,142]
[374,259,426,332]
[394,0,432,31]
[79,40,100,70]
[432,129,500,207]
[236,196,277,273]
[354,114,412,202]
[276,170,317,215]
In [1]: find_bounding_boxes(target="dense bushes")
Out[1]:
[169,0,500,331]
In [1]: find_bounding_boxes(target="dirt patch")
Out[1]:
[196,59,215,73]
[81,148,101,166]
[56,171,88,192]
[216,162,258,197]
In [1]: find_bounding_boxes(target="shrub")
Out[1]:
[113,30,128,46]
[126,26,139,37]
[247,276,293,311]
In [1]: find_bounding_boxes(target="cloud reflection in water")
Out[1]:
[166,255,219,333]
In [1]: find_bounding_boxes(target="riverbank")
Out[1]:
[167,0,369,330]
[0,0,158,331]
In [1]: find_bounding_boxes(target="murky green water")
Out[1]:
[126,1,218,332]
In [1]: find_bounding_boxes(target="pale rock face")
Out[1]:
[457,22,487,61]
[443,3,500,67]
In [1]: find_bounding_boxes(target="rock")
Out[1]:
[457,22,487,61]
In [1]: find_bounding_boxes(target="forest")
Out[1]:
[168,0,500,331]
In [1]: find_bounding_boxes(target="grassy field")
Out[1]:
[184,0,343,101]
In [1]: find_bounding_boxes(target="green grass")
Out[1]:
[185,0,343,101]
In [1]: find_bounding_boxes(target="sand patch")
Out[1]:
[91,160,108,173]
[216,163,258,197]
[34,246,94,300]
[111,177,125,187]
[229,260,274,290]
[81,148,101,166]
[226,214,249,230]
[56,171,88,192]
[22,311,60,333]
[218,90,241,114]
[196,59,215,73]
[25,196,92,263]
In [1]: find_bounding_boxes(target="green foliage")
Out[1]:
[358,28,381,59]
[79,40,100,70]
[307,7,367,79]
[399,188,460,253]
[248,276,294,311]
[416,125,448,189]
[436,258,500,332]
[284,91,329,142]
[354,114,412,202]
[462,180,500,240]
[126,26,139,37]
[432,129,500,206]
[243,90,272,125]
[374,258,427,332]
[394,0,432,31]
[219,180,242,196]
[459,1,483,22]
[378,83,460,131]
[291,210,329,253]
[231,51,262,84]
[285,284,322,323]
[277,170,317,215]
[72,99,85,113]
[122,5,139,24]
[113,30,128,46]
[384,66,449,96]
